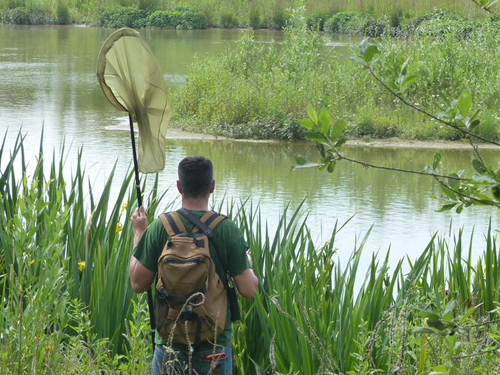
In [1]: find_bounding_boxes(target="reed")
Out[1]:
[1,130,500,373]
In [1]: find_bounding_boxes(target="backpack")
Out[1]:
[155,209,228,347]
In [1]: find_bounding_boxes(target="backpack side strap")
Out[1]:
[159,212,187,237]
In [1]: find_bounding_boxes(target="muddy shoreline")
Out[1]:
[166,128,498,150]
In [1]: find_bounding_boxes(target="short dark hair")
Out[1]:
[178,156,214,198]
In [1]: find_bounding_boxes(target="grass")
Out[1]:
[0,0,489,27]
[171,7,500,141]
[2,130,500,373]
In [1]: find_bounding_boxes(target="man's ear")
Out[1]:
[209,180,215,194]
[176,180,183,194]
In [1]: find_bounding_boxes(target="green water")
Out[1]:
[1,25,498,269]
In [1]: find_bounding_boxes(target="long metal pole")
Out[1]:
[128,113,156,353]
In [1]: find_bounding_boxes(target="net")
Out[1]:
[97,28,171,173]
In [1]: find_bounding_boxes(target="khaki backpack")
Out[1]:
[155,210,227,347]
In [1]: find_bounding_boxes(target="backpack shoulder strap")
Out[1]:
[198,211,226,232]
[159,212,187,237]
[177,208,225,237]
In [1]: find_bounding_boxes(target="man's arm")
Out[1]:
[233,252,258,298]
[129,206,155,293]
[129,256,155,293]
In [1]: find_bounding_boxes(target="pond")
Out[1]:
[1,25,498,271]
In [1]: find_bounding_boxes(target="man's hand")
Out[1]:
[132,206,148,236]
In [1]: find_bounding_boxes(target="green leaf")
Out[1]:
[331,120,346,142]
[402,74,417,88]
[335,137,348,148]
[298,118,315,130]
[441,185,457,200]
[316,143,326,158]
[469,119,480,130]
[318,108,332,136]
[448,174,460,190]
[295,156,308,166]
[400,58,409,76]
[457,90,472,117]
[327,161,336,173]
[456,204,464,214]
[436,203,456,212]
[427,318,446,331]
[348,56,366,66]
[363,45,380,63]
[472,159,487,174]
[443,300,456,317]
[304,131,328,144]
[292,156,321,170]
[432,153,442,170]
[412,327,435,335]
[307,105,318,124]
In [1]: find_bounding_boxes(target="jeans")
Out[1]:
[152,344,233,375]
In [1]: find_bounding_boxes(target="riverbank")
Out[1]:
[172,9,500,142]
[168,127,500,150]
[0,1,489,34]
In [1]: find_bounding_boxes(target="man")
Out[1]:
[130,156,258,375]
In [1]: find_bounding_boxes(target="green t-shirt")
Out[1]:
[133,210,250,349]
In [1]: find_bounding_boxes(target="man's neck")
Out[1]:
[181,197,209,211]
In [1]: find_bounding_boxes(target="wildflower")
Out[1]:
[78,261,86,272]
[120,203,128,214]
[116,222,123,234]
[30,259,35,265]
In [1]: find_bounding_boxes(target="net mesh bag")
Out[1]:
[97,28,171,173]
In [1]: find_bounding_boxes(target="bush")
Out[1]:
[148,8,206,29]
[361,17,390,37]
[405,9,476,38]
[248,7,262,29]
[97,6,151,29]
[324,11,365,34]
[5,7,31,24]
[148,10,182,28]
[270,7,288,30]
[220,12,237,28]
[176,7,207,29]
[56,1,70,25]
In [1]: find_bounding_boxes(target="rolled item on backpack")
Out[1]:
[96,28,171,174]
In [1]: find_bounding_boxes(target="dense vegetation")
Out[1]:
[171,8,500,140]
[2,131,500,373]
[0,0,488,28]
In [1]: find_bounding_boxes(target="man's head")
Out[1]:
[177,156,214,199]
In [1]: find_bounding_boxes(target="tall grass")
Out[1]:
[2,130,500,373]
[0,0,487,27]
[173,9,500,141]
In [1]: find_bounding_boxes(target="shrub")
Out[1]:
[220,11,237,28]
[97,6,151,28]
[148,10,182,28]
[56,1,70,25]
[361,17,390,37]
[270,7,288,30]
[324,11,365,34]
[249,7,262,29]
[148,8,206,29]
[5,7,31,24]
[176,7,207,29]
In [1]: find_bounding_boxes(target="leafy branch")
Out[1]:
[293,38,500,212]
[470,0,500,15]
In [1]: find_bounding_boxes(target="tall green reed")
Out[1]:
[0,130,170,357]
[2,130,500,373]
